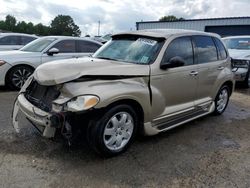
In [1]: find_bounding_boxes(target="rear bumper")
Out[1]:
[12,94,57,138]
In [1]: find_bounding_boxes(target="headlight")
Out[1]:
[52,95,99,112]
[0,60,6,66]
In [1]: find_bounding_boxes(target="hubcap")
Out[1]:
[216,88,228,113]
[103,112,134,151]
[12,68,32,89]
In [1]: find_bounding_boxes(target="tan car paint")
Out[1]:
[14,30,235,138]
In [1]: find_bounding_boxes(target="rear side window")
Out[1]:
[193,36,217,64]
[163,37,194,66]
[77,40,101,53]
[214,37,227,60]
[52,40,76,53]
[0,36,21,45]
[21,36,37,45]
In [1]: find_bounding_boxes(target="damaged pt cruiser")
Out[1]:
[12,29,235,157]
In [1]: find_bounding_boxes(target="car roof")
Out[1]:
[0,32,38,38]
[112,29,220,39]
[40,36,103,45]
[222,35,250,39]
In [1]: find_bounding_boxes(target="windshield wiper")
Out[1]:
[96,56,118,61]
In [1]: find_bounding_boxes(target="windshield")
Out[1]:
[93,36,164,64]
[20,38,57,52]
[223,38,250,50]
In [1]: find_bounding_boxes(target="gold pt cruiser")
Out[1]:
[12,29,235,157]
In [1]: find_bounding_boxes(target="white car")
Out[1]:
[0,33,38,51]
[0,36,102,89]
[223,36,250,87]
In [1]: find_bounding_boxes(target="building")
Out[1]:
[136,17,250,37]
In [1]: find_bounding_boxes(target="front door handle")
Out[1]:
[217,66,224,70]
[189,71,198,76]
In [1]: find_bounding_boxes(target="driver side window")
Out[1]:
[51,40,76,53]
[163,37,194,66]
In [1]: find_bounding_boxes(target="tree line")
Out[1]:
[0,15,81,37]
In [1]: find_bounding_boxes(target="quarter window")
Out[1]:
[214,37,227,60]
[77,40,101,53]
[163,37,194,66]
[52,40,76,53]
[193,36,217,64]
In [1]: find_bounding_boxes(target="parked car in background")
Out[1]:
[92,34,112,44]
[0,36,102,89]
[13,29,234,157]
[223,36,250,87]
[0,33,38,51]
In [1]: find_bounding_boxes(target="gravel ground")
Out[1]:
[0,86,249,188]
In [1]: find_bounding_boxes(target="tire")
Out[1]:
[87,104,138,157]
[213,85,230,115]
[6,65,34,90]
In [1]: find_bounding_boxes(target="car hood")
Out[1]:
[0,50,40,62]
[228,49,250,60]
[34,57,150,85]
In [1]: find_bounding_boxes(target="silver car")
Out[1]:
[0,36,102,89]
[0,33,38,51]
[223,36,250,87]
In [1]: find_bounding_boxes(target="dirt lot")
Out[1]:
[0,86,249,188]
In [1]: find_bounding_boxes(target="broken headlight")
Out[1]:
[52,95,99,112]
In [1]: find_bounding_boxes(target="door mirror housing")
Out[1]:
[160,56,185,70]
[47,48,59,56]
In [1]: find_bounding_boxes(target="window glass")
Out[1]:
[77,40,101,53]
[21,36,37,45]
[214,37,227,60]
[52,40,76,53]
[0,36,20,45]
[163,37,194,66]
[193,36,217,63]
[223,38,250,50]
[20,38,56,52]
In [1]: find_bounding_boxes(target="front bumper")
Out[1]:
[12,94,58,138]
[233,68,249,81]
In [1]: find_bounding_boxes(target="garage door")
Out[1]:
[205,25,250,37]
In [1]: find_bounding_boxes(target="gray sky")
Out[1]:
[0,0,250,36]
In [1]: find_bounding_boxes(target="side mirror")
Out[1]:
[47,48,59,56]
[160,56,185,70]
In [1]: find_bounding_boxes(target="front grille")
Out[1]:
[25,80,61,112]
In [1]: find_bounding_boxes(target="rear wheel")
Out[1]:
[87,104,138,157]
[6,65,34,90]
[213,85,230,115]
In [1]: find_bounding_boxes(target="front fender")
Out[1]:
[61,77,152,122]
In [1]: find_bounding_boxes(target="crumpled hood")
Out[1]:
[34,57,150,85]
[228,49,250,60]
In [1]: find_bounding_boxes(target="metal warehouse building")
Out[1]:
[136,17,250,37]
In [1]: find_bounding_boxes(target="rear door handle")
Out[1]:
[217,66,224,70]
[189,71,198,76]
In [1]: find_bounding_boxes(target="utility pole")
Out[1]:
[98,20,100,36]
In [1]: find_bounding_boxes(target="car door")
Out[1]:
[193,36,227,106]
[150,36,199,127]
[41,39,78,63]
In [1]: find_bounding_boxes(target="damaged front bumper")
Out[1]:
[12,94,59,138]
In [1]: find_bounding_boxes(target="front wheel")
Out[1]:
[213,85,230,115]
[6,65,34,90]
[87,104,138,157]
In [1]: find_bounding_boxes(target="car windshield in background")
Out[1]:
[223,38,250,50]
[20,38,57,52]
[93,37,163,64]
